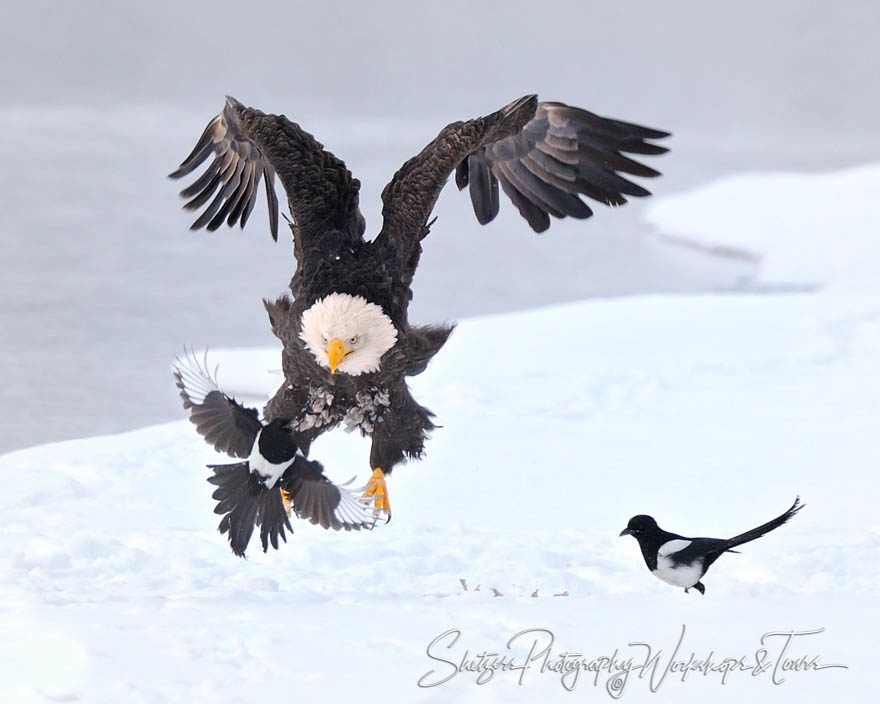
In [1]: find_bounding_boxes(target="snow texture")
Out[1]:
[647,163,880,291]
[2,166,878,701]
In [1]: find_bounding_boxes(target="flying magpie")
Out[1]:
[173,349,378,557]
[619,497,803,594]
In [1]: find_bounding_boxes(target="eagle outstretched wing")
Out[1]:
[169,96,365,248]
[374,94,539,275]
[374,94,669,280]
[455,102,669,233]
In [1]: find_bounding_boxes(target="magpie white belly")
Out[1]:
[652,539,704,588]
[247,443,294,488]
[652,558,705,588]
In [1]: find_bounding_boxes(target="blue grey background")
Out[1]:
[2,1,878,452]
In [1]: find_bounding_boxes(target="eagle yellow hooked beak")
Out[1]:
[327,338,348,373]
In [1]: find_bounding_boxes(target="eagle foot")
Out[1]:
[280,488,292,516]
[361,467,391,522]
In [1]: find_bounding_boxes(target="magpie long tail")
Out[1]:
[207,462,293,557]
[724,496,804,551]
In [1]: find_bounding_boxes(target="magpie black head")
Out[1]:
[257,418,298,464]
[619,514,659,538]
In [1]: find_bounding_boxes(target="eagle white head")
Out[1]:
[299,293,398,376]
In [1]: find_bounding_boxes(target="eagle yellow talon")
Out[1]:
[280,488,292,516]
[362,467,391,520]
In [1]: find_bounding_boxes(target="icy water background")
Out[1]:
[2,0,879,453]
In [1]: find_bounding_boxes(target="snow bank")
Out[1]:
[646,163,880,291]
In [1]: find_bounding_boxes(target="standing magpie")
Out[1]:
[173,349,378,557]
[619,497,803,594]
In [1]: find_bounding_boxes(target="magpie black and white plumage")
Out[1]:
[173,350,377,557]
[619,497,804,594]
[169,94,669,522]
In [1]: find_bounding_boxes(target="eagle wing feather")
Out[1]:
[459,102,669,233]
[169,97,365,253]
[374,95,668,283]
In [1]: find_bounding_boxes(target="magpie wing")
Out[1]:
[172,349,262,459]
[665,537,730,568]
[280,456,378,532]
[205,455,377,557]
[169,97,366,251]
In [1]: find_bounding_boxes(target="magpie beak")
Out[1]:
[619,528,632,537]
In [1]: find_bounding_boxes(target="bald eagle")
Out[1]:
[170,94,668,555]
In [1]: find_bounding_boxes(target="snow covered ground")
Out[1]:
[2,164,878,701]
[648,163,880,292]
